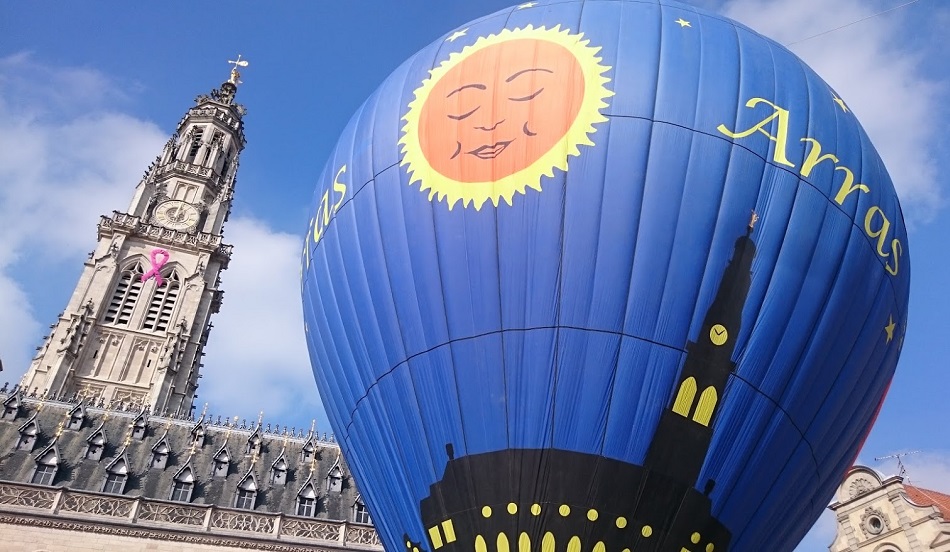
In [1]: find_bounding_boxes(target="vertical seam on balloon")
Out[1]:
[591,0,628,467]
[546,0,578,454]
[599,0,662,466]
[714,34,807,532]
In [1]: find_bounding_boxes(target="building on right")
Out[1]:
[830,465,950,551]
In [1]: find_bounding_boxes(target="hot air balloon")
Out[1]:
[300,1,910,551]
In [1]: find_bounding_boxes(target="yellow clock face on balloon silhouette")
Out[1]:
[154,200,200,231]
[709,324,729,346]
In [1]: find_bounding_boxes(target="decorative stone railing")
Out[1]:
[98,212,233,264]
[154,160,225,190]
[0,480,381,550]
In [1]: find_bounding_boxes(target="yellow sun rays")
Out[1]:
[399,25,613,210]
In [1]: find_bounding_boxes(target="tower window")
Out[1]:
[104,263,145,326]
[672,377,697,418]
[186,127,204,162]
[142,272,180,332]
[693,387,718,427]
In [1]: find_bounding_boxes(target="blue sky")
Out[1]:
[1,1,948,549]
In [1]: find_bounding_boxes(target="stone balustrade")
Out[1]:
[0,480,381,550]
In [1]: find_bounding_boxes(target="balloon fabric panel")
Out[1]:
[300,1,910,551]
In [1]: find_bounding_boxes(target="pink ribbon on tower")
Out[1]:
[141,248,170,287]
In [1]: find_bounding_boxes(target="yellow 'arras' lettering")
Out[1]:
[334,165,348,211]
[310,164,348,248]
[717,96,905,277]
[833,166,870,206]
[886,239,902,276]
[717,98,795,168]
[800,138,838,177]
[864,206,892,258]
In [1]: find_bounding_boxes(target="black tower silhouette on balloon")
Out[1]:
[411,217,758,552]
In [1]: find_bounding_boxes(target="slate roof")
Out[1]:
[0,391,365,523]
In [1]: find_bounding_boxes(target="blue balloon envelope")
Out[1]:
[301,1,910,551]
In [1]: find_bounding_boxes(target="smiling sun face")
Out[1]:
[400,25,613,210]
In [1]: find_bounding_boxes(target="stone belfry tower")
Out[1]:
[20,58,250,415]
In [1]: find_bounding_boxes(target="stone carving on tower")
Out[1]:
[20,59,249,416]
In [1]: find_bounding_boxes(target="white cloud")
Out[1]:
[721,0,948,223]
[0,53,329,433]
[0,54,166,371]
[198,217,328,430]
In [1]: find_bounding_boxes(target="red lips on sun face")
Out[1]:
[419,38,586,183]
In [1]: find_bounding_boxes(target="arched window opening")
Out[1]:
[104,263,145,326]
[185,127,204,162]
[672,377,697,417]
[142,272,181,332]
[693,387,718,427]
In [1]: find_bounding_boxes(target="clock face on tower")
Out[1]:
[153,200,200,231]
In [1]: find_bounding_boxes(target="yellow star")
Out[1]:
[884,316,896,343]
[675,18,691,28]
[833,94,849,113]
[518,2,538,8]
[446,28,467,42]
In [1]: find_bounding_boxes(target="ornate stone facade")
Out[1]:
[830,466,950,552]
[1,66,384,550]
[0,392,381,551]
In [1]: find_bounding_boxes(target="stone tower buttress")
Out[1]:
[20,60,249,416]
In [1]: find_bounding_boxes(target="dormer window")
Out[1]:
[131,414,147,440]
[211,446,230,478]
[191,423,205,448]
[67,403,85,430]
[326,465,343,493]
[170,465,195,502]
[235,474,257,510]
[353,497,371,525]
[16,417,39,452]
[85,430,106,461]
[2,393,21,420]
[301,439,315,463]
[245,432,261,456]
[103,456,129,494]
[271,456,287,486]
[31,447,59,486]
[151,438,170,469]
[296,482,318,517]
